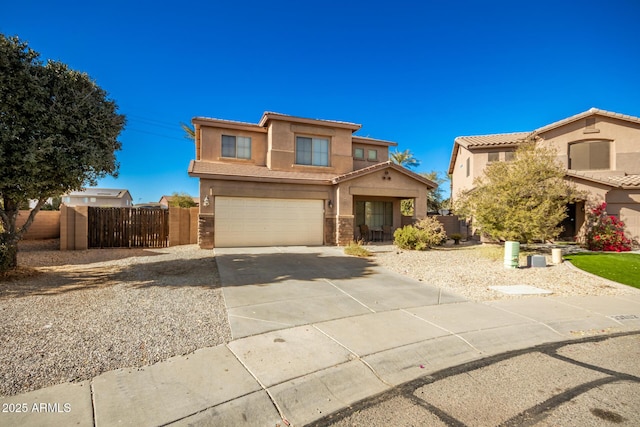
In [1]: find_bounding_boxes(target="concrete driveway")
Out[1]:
[215,246,466,338]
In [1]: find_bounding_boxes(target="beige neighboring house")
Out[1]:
[188,112,436,248]
[449,108,640,242]
[158,195,199,207]
[62,188,133,207]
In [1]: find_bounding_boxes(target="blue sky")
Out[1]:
[3,0,639,203]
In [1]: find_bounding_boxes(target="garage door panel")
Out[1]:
[215,197,323,247]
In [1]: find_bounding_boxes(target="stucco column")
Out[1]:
[198,183,214,249]
[414,193,427,220]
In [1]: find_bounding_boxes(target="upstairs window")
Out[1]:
[354,148,364,159]
[368,149,378,161]
[466,157,471,177]
[488,152,499,163]
[505,151,515,162]
[569,141,610,170]
[296,136,329,166]
[221,135,251,159]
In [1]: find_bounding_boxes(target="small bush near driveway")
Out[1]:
[344,240,372,257]
[394,217,447,251]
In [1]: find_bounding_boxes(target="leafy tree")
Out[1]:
[168,192,197,208]
[0,35,125,271]
[400,199,414,216]
[454,141,582,243]
[40,196,62,211]
[389,149,420,169]
[421,171,450,213]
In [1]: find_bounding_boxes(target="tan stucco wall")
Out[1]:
[16,210,60,240]
[450,145,476,201]
[540,115,640,174]
[606,189,640,241]
[265,119,354,174]
[352,142,390,171]
[339,168,429,220]
[200,126,268,166]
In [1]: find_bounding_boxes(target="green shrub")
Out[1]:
[394,217,447,250]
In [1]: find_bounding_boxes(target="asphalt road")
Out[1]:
[310,332,640,427]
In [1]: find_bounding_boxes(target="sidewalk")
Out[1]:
[2,294,640,426]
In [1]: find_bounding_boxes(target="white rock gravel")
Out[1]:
[369,242,639,302]
[1,240,638,397]
[0,241,231,397]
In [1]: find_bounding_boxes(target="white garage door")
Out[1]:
[215,197,324,247]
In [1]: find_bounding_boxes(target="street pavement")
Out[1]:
[1,246,639,427]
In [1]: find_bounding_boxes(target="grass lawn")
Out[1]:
[564,253,640,289]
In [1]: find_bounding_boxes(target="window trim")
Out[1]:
[295,135,330,167]
[221,135,252,160]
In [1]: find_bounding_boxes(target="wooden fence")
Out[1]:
[88,207,169,248]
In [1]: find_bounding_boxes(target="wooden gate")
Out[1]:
[88,207,169,248]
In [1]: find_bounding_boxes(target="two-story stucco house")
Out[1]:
[188,112,436,248]
[449,108,640,242]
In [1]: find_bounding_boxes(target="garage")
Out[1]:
[214,197,324,247]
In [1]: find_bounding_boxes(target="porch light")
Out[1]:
[203,195,210,207]
[328,200,333,208]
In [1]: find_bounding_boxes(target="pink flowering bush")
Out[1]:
[579,202,632,252]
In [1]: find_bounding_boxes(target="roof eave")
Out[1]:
[192,117,267,133]
[258,111,362,132]
[352,136,398,147]
[333,161,437,189]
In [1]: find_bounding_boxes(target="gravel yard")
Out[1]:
[369,242,639,301]
[0,240,231,397]
[1,239,638,397]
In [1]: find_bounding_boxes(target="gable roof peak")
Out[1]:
[534,107,640,134]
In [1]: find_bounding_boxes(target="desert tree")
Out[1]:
[168,192,197,208]
[0,34,125,271]
[421,171,450,213]
[454,139,582,243]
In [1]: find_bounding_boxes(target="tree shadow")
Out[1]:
[1,250,381,299]
[0,256,221,299]
[215,252,377,287]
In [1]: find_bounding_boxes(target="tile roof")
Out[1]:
[188,161,337,183]
[258,112,362,131]
[332,161,437,188]
[535,107,640,134]
[566,170,640,188]
[191,116,263,128]
[352,135,398,147]
[454,132,531,148]
[454,108,640,150]
[188,160,437,188]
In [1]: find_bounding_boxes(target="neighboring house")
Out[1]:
[449,108,640,241]
[158,195,199,207]
[61,188,133,207]
[188,112,436,248]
